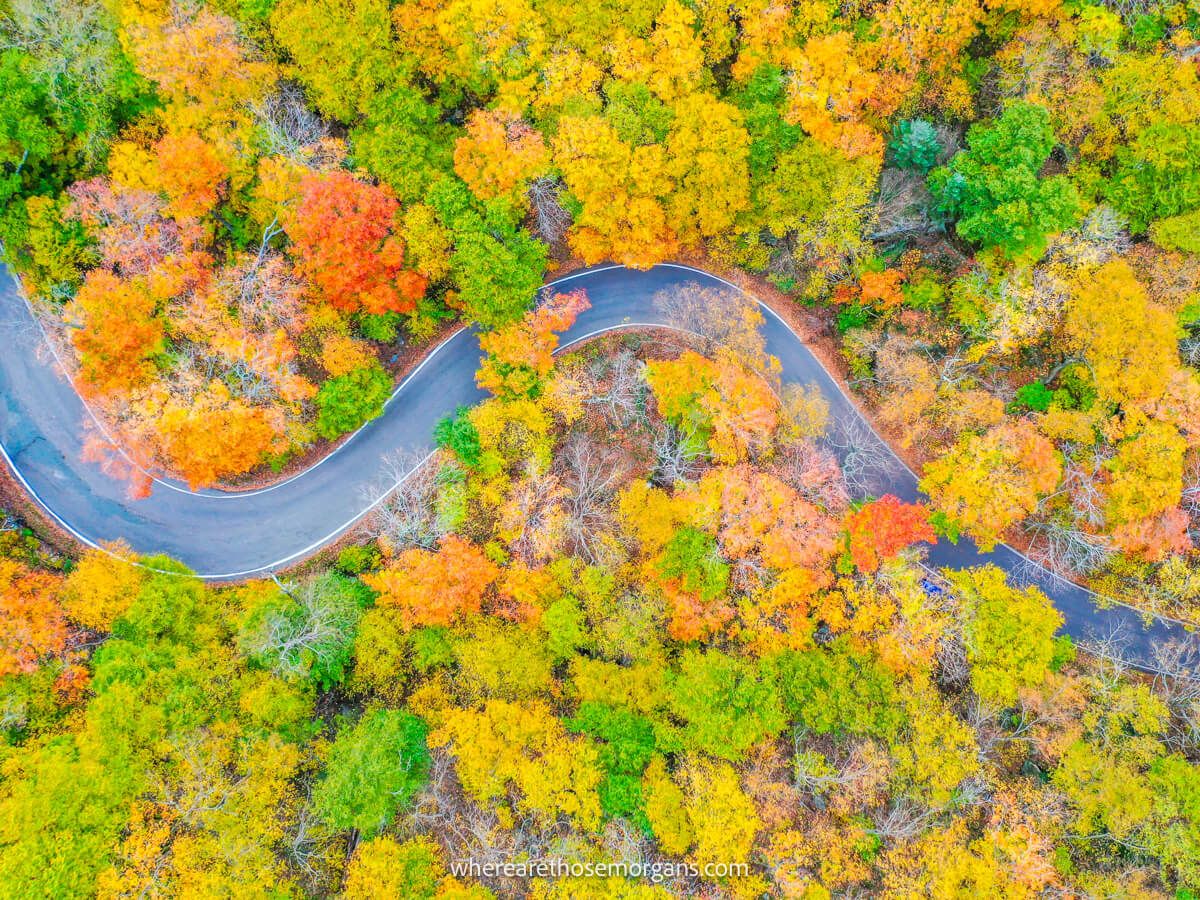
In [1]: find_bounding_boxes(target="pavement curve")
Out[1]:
[0,262,1190,668]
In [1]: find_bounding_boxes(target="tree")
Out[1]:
[920,420,1063,550]
[0,560,66,678]
[674,756,761,872]
[314,363,393,439]
[156,382,279,488]
[269,0,404,123]
[890,684,980,806]
[889,119,942,172]
[552,115,678,268]
[1102,422,1187,527]
[929,102,1080,258]
[644,350,780,463]
[432,699,604,830]
[237,573,370,688]
[453,109,549,204]
[881,819,1036,898]
[664,93,751,244]
[774,641,906,740]
[351,85,455,203]
[363,535,499,627]
[476,291,589,400]
[426,177,548,328]
[311,710,429,838]
[0,0,147,164]
[785,32,883,161]
[844,495,937,571]
[59,545,144,631]
[287,170,426,315]
[949,566,1062,706]
[343,836,492,900]
[67,270,164,397]
[566,702,657,829]
[1064,259,1178,407]
[665,649,786,761]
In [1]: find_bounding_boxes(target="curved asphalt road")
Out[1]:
[0,262,1190,668]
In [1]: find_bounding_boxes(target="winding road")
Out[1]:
[0,262,1190,668]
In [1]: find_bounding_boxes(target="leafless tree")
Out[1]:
[773,439,850,512]
[648,423,702,487]
[871,168,937,243]
[1023,517,1114,578]
[240,574,362,680]
[500,462,567,565]
[558,435,623,565]
[1151,640,1200,754]
[823,416,899,500]
[792,735,878,804]
[651,283,775,377]
[527,176,571,245]
[1183,460,1200,544]
[868,799,941,841]
[252,84,331,161]
[283,806,338,893]
[369,450,445,552]
[1077,628,1135,690]
[581,349,646,428]
[935,630,971,693]
[0,695,26,734]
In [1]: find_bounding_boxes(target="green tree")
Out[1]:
[665,649,785,761]
[888,119,941,173]
[774,640,906,740]
[949,566,1062,707]
[929,102,1080,258]
[567,702,657,830]
[314,363,393,439]
[311,709,430,836]
[351,85,456,203]
[426,177,548,328]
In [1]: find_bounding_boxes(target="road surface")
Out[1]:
[0,262,1189,668]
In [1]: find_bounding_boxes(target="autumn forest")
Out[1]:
[1,0,1200,895]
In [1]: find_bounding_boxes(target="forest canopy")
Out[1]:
[1,0,1200,895]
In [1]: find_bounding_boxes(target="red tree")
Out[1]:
[287,170,427,315]
[845,494,937,572]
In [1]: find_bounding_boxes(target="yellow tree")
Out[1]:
[60,545,145,632]
[1103,421,1187,527]
[552,115,678,268]
[1064,259,1179,408]
[609,0,707,102]
[453,109,549,204]
[664,93,751,245]
[785,32,883,161]
[432,700,604,830]
[920,420,1062,550]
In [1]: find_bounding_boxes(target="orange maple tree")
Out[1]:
[287,170,427,315]
[0,560,67,678]
[844,495,937,572]
[476,290,590,399]
[363,535,500,628]
[68,270,166,397]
